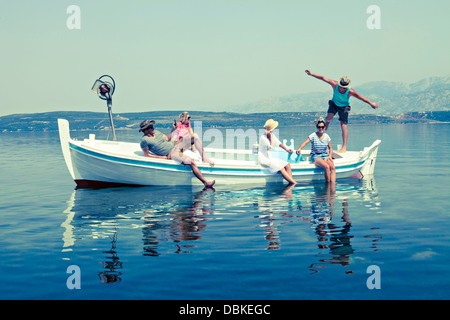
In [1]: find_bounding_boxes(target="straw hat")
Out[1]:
[264,119,278,131]
[339,76,351,88]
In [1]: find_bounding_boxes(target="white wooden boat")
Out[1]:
[58,119,381,188]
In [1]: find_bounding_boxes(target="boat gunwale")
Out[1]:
[68,138,369,175]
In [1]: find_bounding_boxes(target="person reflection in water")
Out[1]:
[142,187,215,256]
[302,183,355,273]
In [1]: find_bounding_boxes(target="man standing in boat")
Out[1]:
[139,120,215,188]
[305,70,378,153]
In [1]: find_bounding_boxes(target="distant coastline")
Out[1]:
[1,110,449,132]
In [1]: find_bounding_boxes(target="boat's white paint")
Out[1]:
[58,119,380,187]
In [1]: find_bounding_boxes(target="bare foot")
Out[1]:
[203,158,215,166]
[204,180,215,188]
[337,148,347,153]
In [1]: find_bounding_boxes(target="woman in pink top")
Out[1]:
[171,111,193,141]
[168,112,214,166]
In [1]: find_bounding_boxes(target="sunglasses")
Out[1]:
[317,126,325,129]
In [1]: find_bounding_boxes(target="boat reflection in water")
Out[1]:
[61,185,216,283]
[61,179,381,283]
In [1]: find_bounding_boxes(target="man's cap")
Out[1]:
[139,120,156,132]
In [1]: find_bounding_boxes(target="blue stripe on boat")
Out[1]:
[69,142,365,176]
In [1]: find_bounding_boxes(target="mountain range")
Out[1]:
[1,76,449,132]
[226,75,450,115]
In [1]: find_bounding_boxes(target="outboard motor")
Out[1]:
[91,75,117,140]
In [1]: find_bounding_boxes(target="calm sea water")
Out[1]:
[0,123,449,300]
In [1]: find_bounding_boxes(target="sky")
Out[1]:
[0,0,449,116]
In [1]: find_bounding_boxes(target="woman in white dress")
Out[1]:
[258,119,297,185]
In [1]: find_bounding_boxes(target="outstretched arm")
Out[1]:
[349,89,378,109]
[296,137,311,155]
[279,143,293,154]
[305,69,337,87]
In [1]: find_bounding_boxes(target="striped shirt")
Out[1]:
[309,132,331,156]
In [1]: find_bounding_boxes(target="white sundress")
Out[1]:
[258,133,288,174]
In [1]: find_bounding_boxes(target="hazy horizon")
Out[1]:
[1,1,449,116]
[2,73,448,117]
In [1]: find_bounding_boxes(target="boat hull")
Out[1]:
[58,119,380,188]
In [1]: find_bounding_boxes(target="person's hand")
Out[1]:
[371,102,379,109]
[296,149,301,155]
[305,69,311,76]
[287,149,293,154]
